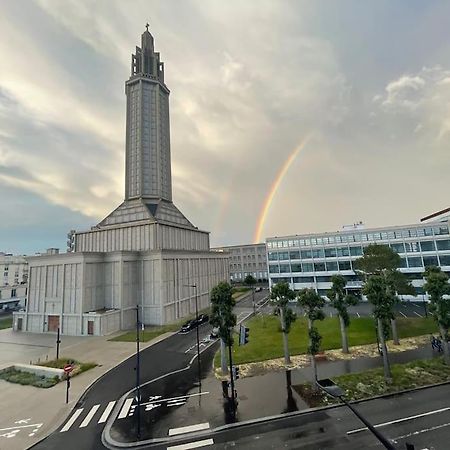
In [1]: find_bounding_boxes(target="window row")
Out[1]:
[267,226,449,249]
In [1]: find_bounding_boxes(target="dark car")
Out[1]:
[197,314,209,324]
[180,319,198,333]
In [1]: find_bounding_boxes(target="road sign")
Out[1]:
[63,364,73,374]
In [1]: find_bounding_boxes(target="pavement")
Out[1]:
[0,328,174,450]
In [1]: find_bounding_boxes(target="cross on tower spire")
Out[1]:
[145,22,149,32]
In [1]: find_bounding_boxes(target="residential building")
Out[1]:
[0,253,28,286]
[212,243,268,282]
[13,27,228,336]
[266,217,450,299]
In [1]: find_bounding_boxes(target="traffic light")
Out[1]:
[239,325,250,345]
[232,365,240,380]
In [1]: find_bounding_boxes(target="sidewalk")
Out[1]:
[107,343,441,445]
[0,330,174,450]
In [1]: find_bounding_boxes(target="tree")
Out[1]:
[210,282,237,374]
[423,266,450,365]
[270,282,296,365]
[362,274,397,381]
[354,244,412,345]
[328,275,358,354]
[297,288,325,388]
[244,274,257,314]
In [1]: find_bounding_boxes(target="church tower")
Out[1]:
[125,25,172,202]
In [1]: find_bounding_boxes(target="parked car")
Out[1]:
[180,319,198,333]
[255,287,262,292]
[197,314,209,324]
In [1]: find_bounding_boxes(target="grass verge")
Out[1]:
[293,356,450,407]
[0,316,13,329]
[215,316,437,366]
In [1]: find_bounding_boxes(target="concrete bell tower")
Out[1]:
[125,24,172,202]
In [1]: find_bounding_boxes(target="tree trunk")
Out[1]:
[339,314,349,354]
[378,318,392,382]
[280,307,291,365]
[439,325,450,365]
[391,318,400,345]
[220,338,228,374]
[308,318,318,389]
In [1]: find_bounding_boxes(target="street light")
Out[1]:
[184,283,201,388]
[316,378,395,450]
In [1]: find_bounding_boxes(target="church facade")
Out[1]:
[13,28,229,336]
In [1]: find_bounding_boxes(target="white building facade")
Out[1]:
[212,243,268,282]
[13,28,228,336]
[0,253,28,310]
[266,218,450,299]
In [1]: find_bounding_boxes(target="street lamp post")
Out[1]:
[135,305,141,439]
[185,284,201,387]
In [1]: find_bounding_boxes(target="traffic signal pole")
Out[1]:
[228,330,236,414]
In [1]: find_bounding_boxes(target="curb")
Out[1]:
[27,331,177,449]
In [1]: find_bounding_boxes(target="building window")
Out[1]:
[434,226,449,235]
[439,255,450,266]
[312,249,325,259]
[423,256,439,267]
[293,276,314,283]
[316,276,332,282]
[436,240,450,251]
[11,289,16,298]
[326,261,338,271]
[291,263,302,273]
[399,258,407,268]
[302,262,313,272]
[390,243,405,254]
[337,247,350,257]
[279,264,290,273]
[269,265,280,273]
[314,262,326,272]
[268,252,278,261]
[420,241,435,252]
[290,251,300,260]
[338,260,351,271]
[407,257,423,268]
[325,248,337,258]
[301,250,312,259]
[405,242,420,253]
[279,252,289,261]
[349,246,363,256]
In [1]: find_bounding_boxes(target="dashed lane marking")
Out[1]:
[399,311,407,318]
[414,311,423,318]
[392,421,450,442]
[118,398,133,419]
[167,438,214,449]
[169,422,210,436]
[60,408,83,432]
[79,404,100,428]
[356,312,360,318]
[98,401,116,424]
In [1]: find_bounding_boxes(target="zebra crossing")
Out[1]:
[60,400,116,432]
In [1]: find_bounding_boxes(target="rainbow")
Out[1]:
[253,135,312,243]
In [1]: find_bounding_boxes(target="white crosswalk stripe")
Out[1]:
[60,408,84,432]
[98,401,116,424]
[80,404,100,428]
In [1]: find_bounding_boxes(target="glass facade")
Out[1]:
[266,219,450,298]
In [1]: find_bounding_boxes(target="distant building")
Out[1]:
[14,27,228,336]
[266,216,450,299]
[0,253,28,311]
[212,243,268,282]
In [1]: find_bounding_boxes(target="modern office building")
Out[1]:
[266,215,450,299]
[212,243,268,282]
[13,27,228,336]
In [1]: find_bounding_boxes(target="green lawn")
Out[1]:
[0,316,13,330]
[217,315,437,366]
[40,358,96,374]
[293,356,450,407]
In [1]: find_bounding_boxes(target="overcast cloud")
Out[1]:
[0,0,449,254]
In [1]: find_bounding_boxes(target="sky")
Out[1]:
[0,0,449,255]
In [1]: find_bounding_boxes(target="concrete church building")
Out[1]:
[13,27,229,336]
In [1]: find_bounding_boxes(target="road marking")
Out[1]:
[399,311,407,318]
[118,398,133,419]
[98,401,116,424]
[347,406,450,435]
[0,423,42,433]
[168,422,210,436]
[141,391,209,407]
[413,303,421,308]
[60,408,83,432]
[392,421,450,441]
[167,438,214,449]
[79,404,100,428]
[414,311,423,318]
[356,312,360,318]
